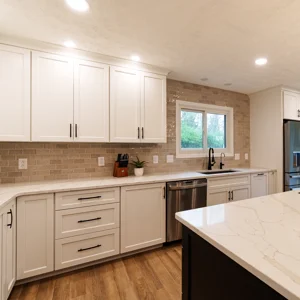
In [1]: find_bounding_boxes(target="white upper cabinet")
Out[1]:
[141,72,166,143]
[0,44,30,141]
[110,66,141,143]
[110,67,167,143]
[74,60,109,142]
[283,90,300,120]
[32,51,74,142]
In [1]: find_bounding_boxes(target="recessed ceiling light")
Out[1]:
[64,40,76,48]
[255,57,268,66]
[65,0,89,12]
[200,78,208,81]
[131,55,140,62]
[224,83,232,86]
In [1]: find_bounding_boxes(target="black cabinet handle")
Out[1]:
[257,173,264,176]
[138,127,140,139]
[298,110,300,117]
[142,127,144,139]
[231,191,234,201]
[228,191,231,201]
[70,124,72,138]
[78,217,101,223]
[7,209,12,228]
[75,124,78,138]
[78,244,101,252]
[78,196,102,201]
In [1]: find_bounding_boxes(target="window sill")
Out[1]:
[176,152,234,159]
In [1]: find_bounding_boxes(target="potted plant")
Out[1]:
[131,156,146,176]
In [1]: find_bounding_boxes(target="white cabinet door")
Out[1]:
[2,201,16,299]
[231,185,250,202]
[141,72,166,143]
[207,187,230,206]
[110,66,141,143]
[17,194,54,279]
[32,51,74,142]
[0,209,3,300]
[268,171,277,194]
[283,91,300,120]
[74,60,109,142]
[0,44,30,141]
[251,173,268,198]
[121,183,166,253]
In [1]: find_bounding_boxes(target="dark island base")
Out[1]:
[182,226,286,300]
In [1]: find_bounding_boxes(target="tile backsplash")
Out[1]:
[0,79,250,184]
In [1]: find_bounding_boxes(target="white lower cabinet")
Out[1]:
[232,185,251,201]
[120,183,166,254]
[268,171,277,194]
[55,229,119,270]
[207,187,230,206]
[251,173,268,198]
[1,200,16,300]
[17,194,54,279]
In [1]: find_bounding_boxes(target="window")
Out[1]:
[176,101,233,158]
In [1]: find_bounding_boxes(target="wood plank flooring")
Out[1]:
[9,244,182,300]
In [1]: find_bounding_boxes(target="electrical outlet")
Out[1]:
[234,153,240,161]
[166,155,174,163]
[98,157,105,167]
[153,155,159,164]
[245,153,249,160]
[18,158,28,170]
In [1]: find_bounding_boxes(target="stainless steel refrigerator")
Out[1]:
[284,120,300,191]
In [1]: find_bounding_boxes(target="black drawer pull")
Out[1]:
[257,173,264,176]
[78,217,101,223]
[78,196,102,201]
[78,244,101,252]
[7,209,12,228]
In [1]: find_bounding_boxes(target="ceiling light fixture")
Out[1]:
[131,55,140,62]
[255,57,268,66]
[224,83,232,86]
[64,40,76,48]
[65,0,89,12]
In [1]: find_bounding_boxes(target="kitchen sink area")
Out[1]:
[199,169,239,175]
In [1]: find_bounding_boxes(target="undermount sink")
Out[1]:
[198,170,238,175]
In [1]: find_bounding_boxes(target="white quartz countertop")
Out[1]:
[176,191,300,300]
[0,167,272,211]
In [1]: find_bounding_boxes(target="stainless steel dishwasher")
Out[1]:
[166,179,207,242]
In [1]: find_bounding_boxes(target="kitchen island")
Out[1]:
[176,191,300,300]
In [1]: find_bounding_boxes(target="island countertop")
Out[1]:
[176,191,300,300]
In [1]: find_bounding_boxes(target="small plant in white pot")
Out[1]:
[131,156,146,177]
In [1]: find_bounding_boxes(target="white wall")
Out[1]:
[250,86,283,192]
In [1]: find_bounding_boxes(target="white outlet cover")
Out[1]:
[234,153,240,160]
[153,155,159,164]
[245,153,249,160]
[18,158,28,170]
[98,157,105,167]
[166,155,174,163]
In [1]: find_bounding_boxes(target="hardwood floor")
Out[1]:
[9,244,182,300]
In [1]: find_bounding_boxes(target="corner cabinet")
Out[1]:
[110,67,167,143]
[283,90,300,120]
[17,194,54,279]
[120,183,166,253]
[0,45,30,142]
[1,200,16,300]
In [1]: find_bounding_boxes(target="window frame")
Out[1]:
[176,100,234,158]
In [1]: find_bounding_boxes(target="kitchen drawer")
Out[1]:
[55,188,120,210]
[208,174,250,189]
[55,229,119,270]
[55,203,119,239]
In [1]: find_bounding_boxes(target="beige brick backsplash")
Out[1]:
[0,79,250,184]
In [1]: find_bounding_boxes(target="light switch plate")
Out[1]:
[166,155,174,163]
[234,153,240,160]
[153,155,159,164]
[98,157,105,167]
[245,153,249,160]
[18,158,28,170]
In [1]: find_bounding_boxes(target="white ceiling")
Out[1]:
[0,0,300,94]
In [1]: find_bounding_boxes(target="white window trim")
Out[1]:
[176,100,234,158]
